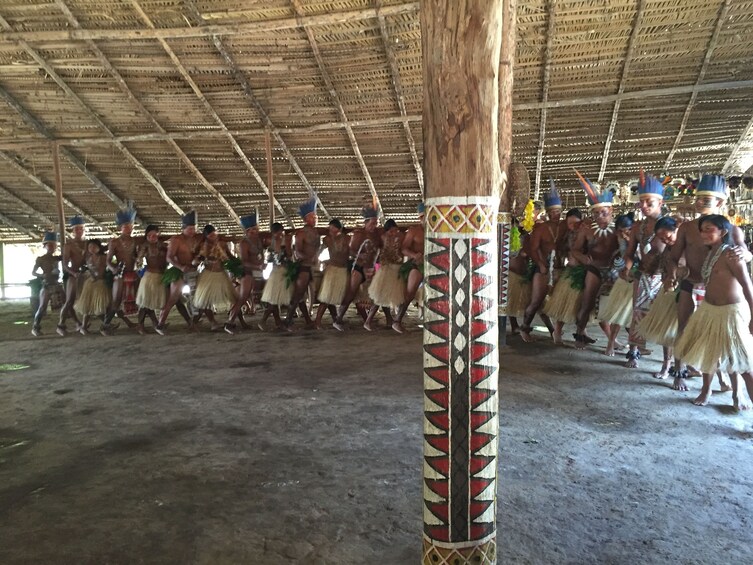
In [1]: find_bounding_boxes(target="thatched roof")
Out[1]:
[1,0,752,242]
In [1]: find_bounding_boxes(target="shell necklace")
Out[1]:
[702,243,728,285]
[591,221,615,238]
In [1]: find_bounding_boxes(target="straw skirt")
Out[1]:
[507,272,532,318]
[136,271,166,311]
[368,263,405,308]
[193,270,237,311]
[317,265,349,305]
[261,265,293,306]
[75,277,111,316]
[674,301,753,374]
[637,289,678,347]
[598,277,633,327]
[543,276,581,324]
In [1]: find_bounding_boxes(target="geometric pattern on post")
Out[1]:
[497,211,511,317]
[423,196,500,560]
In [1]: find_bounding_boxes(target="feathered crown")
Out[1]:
[68,215,85,227]
[638,169,664,197]
[115,205,137,226]
[575,170,614,209]
[42,230,57,243]
[417,202,426,214]
[298,197,317,218]
[362,205,379,219]
[240,213,257,230]
[544,178,562,209]
[182,210,197,227]
[695,174,728,200]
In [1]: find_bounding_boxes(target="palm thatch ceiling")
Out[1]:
[1,0,752,241]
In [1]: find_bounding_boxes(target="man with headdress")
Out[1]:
[570,171,620,348]
[225,212,265,334]
[31,231,62,336]
[392,202,425,333]
[668,174,751,392]
[135,224,167,334]
[193,224,237,330]
[622,171,666,368]
[519,179,564,342]
[333,203,382,331]
[284,197,320,330]
[314,218,351,329]
[156,210,202,335]
[56,215,86,336]
[102,206,139,334]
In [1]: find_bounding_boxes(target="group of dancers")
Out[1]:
[30,199,425,338]
[508,171,753,410]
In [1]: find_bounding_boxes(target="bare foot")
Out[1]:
[693,389,711,406]
[733,393,752,412]
[613,341,628,352]
[520,327,535,343]
[686,366,702,378]
[392,322,405,334]
[573,334,587,350]
[673,376,689,391]
[137,325,146,336]
[552,328,563,345]
[604,345,615,357]
[719,383,733,393]
[363,321,374,332]
[625,359,638,368]
[653,368,670,379]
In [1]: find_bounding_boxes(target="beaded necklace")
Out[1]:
[701,243,728,285]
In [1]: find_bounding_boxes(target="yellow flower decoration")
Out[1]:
[520,200,536,233]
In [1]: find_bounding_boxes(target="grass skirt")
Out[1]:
[637,289,678,346]
[543,276,581,324]
[368,263,405,308]
[674,301,753,374]
[261,265,293,306]
[598,277,633,327]
[317,265,348,305]
[74,277,110,316]
[136,271,166,311]
[193,270,237,312]
[507,272,532,318]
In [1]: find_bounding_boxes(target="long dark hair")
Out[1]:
[698,214,732,245]
[654,216,677,234]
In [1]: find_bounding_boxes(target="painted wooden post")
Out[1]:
[420,1,505,563]
[52,142,66,248]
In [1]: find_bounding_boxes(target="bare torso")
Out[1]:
[573,223,619,268]
[35,254,61,285]
[402,225,424,260]
[199,240,230,272]
[351,229,381,268]
[325,233,350,268]
[139,241,168,273]
[704,248,744,306]
[167,234,202,272]
[509,232,530,276]
[240,235,265,273]
[109,235,138,272]
[295,225,320,267]
[381,230,405,265]
[63,238,87,276]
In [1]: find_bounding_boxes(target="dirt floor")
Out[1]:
[0,300,752,565]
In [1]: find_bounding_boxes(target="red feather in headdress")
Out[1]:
[574,169,598,205]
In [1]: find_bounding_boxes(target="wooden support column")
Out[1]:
[497,0,517,349]
[265,129,275,227]
[421,1,503,563]
[51,143,66,249]
[0,242,4,299]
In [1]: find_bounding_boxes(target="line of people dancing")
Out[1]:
[30,200,425,338]
[508,171,753,410]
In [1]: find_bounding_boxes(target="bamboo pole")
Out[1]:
[265,128,275,227]
[421,1,503,563]
[52,143,66,249]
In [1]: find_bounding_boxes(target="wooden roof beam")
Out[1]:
[597,0,645,182]
[0,210,40,240]
[129,0,293,228]
[663,0,731,172]
[0,3,419,44]
[181,0,324,223]
[0,12,183,218]
[290,0,384,218]
[0,181,56,228]
[374,0,424,199]
[722,113,753,174]
[0,151,116,235]
[534,0,557,200]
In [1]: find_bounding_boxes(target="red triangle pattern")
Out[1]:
[471,273,493,292]
[426,274,450,296]
[427,248,451,271]
[426,501,450,524]
[470,523,494,540]
[425,525,450,542]
[425,455,450,478]
[470,342,494,363]
[424,366,450,387]
[425,434,449,455]
[471,296,493,317]
[469,500,493,521]
[425,410,449,432]
[425,389,450,410]
[469,477,494,499]
[470,320,493,341]
[469,455,495,476]
[470,365,494,386]
[470,388,495,409]
[425,477,449,499]
[426,295,450,318]
[425,319,449,341]
[470,245,491,269]
[470,411,494,431]
[425,343,450,365]
[469,432,495,453]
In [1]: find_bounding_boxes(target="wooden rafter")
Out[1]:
[180,0,324,223]
[663,0,731,172]
[0,210,39,240]
[290,0,384,218]
[0,181,56,228]
[0,12,183,218]
[722,113,753,174]
[598,0,645,182]
[129,0,293,228]
[0,3,419,44]
[374,0,424,199]
[0,151,116,235]
[534,0,557,200]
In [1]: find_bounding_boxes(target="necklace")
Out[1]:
[591,221,615,238]
[701,244,728,284]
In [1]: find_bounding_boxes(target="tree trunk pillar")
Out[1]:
[420,1,505,563]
